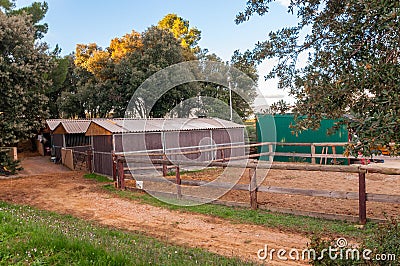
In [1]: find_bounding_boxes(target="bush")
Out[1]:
[0,150,22,175]
[309,219,399,265]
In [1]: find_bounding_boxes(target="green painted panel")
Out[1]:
[256,114,349,164]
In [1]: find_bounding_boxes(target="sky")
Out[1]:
[17,0,300,108]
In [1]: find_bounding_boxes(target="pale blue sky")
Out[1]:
[18,0,298,106]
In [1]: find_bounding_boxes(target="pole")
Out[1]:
[176,165,182,199]
[358,171,367,225]
[249,164,258,210]
[228,79,233,121]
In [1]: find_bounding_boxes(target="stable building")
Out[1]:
[85,118,246,176]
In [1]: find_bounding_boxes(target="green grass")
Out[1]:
[0,201,253,265]
[84,173,112,183]
[102,184,377,240]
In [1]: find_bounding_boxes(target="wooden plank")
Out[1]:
[366,193,400,204]
[120,157,400,175]
[362,166,400,175]
[85,122,112,136]
[53,124,67,135]
[257,186,359,200]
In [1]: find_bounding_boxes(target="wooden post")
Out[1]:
[325,146,329,165]
[311,144,316,164]
[249,165,258,210]
[117,159,124,189]
[320,147,325,165]
[120,163,125,190]
[358,171,367,225]
[268,144,274,162]
[86,149,93,173]
[221,149,226,169]
[176,165,182,199]
[332,146,337,165]
[162,154,167,177]
[112,153,117,183]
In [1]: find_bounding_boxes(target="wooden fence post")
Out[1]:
[176,165,182,199]
[112,153,117,183]
[332,146,337,165]
[221,149,227,169]
[358,171,367,225]
[117,159,124,189]
[249,165,258,210]
[311,144,316,164]
[268,144,274,162]
[87,149,93,173]
[162,154,167,177]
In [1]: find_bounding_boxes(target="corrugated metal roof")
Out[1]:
[46,119,68,131]
[91,119,127,133]
[114,118,244,133]
[49,118,244,134]
[60,120,91,134]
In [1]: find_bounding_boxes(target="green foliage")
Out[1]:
[195,52,258,120]
[0,201,253,265]
[0,10,52,146]
[7,1,48,39]
[0,0,14,11]
[0,150,22,175]
[60,25,194,118]
[309,219,399,265]
[46,54,70,118]
[237,0,400,156]
[363,218,400,265]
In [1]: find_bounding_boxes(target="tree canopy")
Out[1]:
[60,14,258,120]
[237,0,400,156]
[0,7,52,146]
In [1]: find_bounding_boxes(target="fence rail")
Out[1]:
[107,142,400,225]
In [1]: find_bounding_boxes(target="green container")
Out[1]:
[256,114,349,164]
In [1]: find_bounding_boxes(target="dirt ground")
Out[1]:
[2,157,399,264]
[0,172,308,265]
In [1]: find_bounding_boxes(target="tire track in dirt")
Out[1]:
[0,173,309,265]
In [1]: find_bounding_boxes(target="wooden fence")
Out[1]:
[111,142,400,224]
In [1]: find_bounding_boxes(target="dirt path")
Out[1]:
[0,172,309,265]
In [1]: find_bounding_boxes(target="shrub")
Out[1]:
[0,150,22,175]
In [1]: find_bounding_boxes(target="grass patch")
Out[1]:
[83,173,112,183]
[102,184,377,240]
[0,201,253,265]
